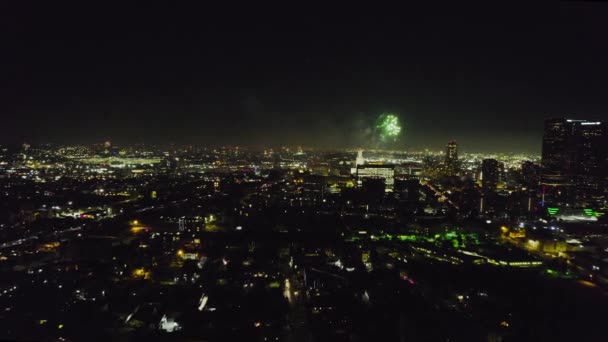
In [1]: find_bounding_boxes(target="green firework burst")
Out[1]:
[375,114,402,143]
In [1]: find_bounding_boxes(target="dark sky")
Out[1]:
[2,3,608,153]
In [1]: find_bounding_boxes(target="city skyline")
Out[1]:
[0,122,606,341]
[2,117,603,156]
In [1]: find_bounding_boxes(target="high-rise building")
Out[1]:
[498,162,505,184]
[540,119,573,187]
[356,164,395,191]
[481,159,499,190]
[521,161,540,189]
[541,118,607,202]
[575,121,607,198]
[445,140,459,176]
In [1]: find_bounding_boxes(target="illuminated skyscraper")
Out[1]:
[540,119,571,187]
[481,159,499,190]
[575,120,607,199]
[445,140,459,176]
[356,164,395,191]
[541,118,607,203]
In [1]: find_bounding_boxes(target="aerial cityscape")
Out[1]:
[2,3,608,342]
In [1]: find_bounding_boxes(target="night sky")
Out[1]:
[2,3,608,152]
